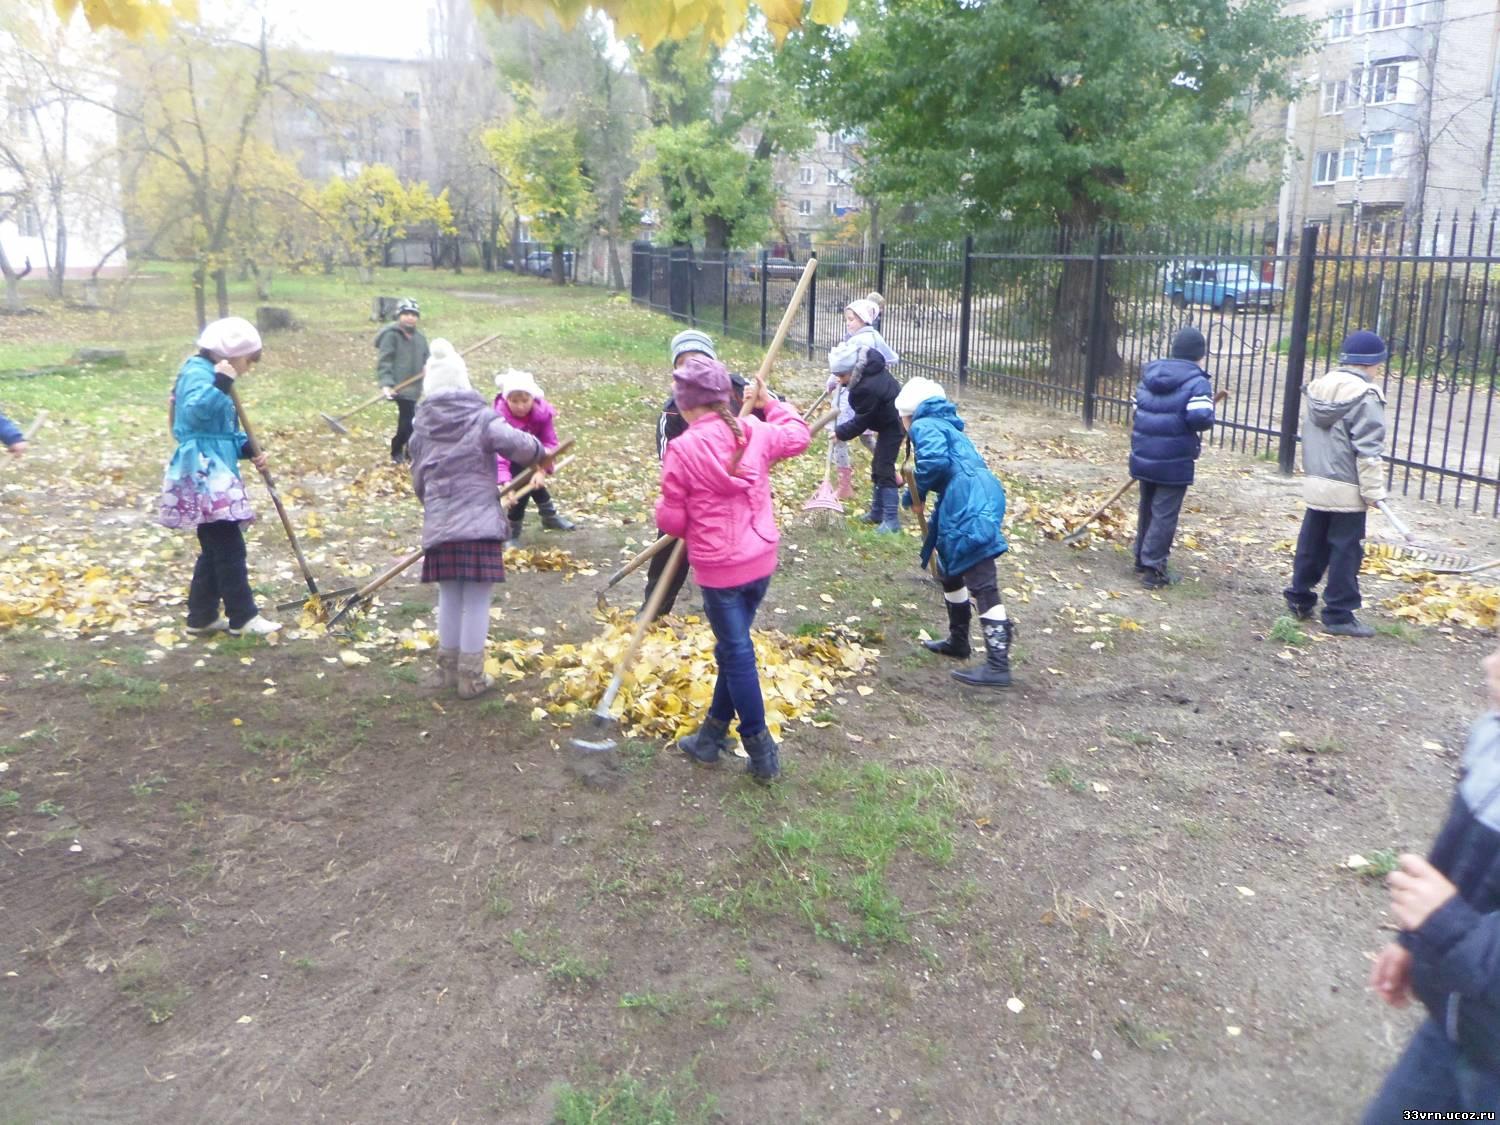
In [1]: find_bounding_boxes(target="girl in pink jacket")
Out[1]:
[493,369,575,537]
[655,354,811,781]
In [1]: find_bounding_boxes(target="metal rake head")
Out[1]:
[320,412,351,436]
[1366,540,1473,572]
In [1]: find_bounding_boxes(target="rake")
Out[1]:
[1364,500,1474,571]
[802,438,845,524]
[319,329,506,436]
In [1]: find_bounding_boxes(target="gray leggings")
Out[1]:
[436,579,493,654]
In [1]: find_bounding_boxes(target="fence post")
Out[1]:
[806,252,818,359]
[957,234,975,391]
[722,255,730,336]
[759,250,769,347]
[876,242,887,296]
[1081,229,1108,429]
[1278,224,1321,476]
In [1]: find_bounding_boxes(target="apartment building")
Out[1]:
[769,129,865,252]
[1275,0,1500,240]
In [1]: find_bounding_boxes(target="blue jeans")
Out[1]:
[700,576,771,738]
[1362,1018,1500,1123]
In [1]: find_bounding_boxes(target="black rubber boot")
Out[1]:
[923,600,972,658]
[875,486,902,533]
[679,715,732,763]
[741,728,781,783]
[508,516,524,542]
[861,484,881,524]
[536,494,576,532]
[953,618,1014,688]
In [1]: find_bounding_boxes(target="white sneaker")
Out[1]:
[185,616,230,636]
[229,615,282,637]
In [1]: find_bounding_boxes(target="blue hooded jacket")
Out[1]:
[908,398,1007,576]
[0,408,21,448]
[1128,358,1215,485]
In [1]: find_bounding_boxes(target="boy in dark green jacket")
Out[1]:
[375,297,430,463]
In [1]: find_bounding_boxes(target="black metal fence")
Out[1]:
[629,214,1500,513]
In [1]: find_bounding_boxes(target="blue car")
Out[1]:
[1165,261,1282,313]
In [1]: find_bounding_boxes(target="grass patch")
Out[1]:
[694,761,957,948]
[1044,765,1087,793]
[1357,849,1400,878]
[553,1073,717,1125]
[116,950,189,1025]
[511,929,608,990]
[1268,615,1310,646]
[619,991,681,1018]
[0,790,18,810]
[1375,621,1418,642]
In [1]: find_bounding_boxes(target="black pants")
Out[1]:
[641,528,689,620]
[940,559,1000,615]
[391,397,416,460]
[870,425,902,489]
[187,520,258,629]
[507,486,554,522]
[1285,508,1366,623]
[1134,481,1189,573]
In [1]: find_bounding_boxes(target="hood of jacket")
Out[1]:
[1306,367,1384,431]
[416,389,489,442]
[1142,357,1206,397]
[912,397,964,431]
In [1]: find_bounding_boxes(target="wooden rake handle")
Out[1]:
[498,437,576,504]
[1061,478,1137,545]
[228,381,321,596]
[601,533,676,592]
[728,258,819,475]
[590,539,688,721]
[335,329,509,425]
[326,547,427,629]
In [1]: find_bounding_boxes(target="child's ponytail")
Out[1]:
[712,401,745,446]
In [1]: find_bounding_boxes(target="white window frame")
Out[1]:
[1313,150,1340,184]
[825,133,839,152]
[1328,6,1354,39]
[1364,130,1397,177]
[1365,62,1400,104]
[826,167,840,185]
[798,165,814,185]
[1360,0,1406,31]
[1321,78,1348,115]
[796,199,812,216]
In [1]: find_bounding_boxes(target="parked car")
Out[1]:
[524,250,574,277]
[751,256,803,281]
[1164,261,1281,313]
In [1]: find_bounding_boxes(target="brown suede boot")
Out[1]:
[456,652,494,699]
[419,648,458,690]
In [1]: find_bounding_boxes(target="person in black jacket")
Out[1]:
[1129,326,1216,588]
[640,329,757,620]
[1363,644,1500,1120]
[830,341,903,533]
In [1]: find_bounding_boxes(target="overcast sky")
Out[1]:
[208,0,442,60]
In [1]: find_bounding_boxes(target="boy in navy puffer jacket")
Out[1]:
[1128,327,1216,588]
[1362,644,1500,1120]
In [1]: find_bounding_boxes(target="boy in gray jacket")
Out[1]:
[1283,330,1389,637]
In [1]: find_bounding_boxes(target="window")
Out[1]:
[404,91,420,110]
[1328,6,1353,38]
[1321,78,1348,114]
[825,133,839,152]
[1361,0,1406,30]
[4,87,26,139]
[828,200,838,215]
[798,165,814,185]
[403,128,419,147]
[1314,150,1340,184]
[1365,62,1400,104]
[797,232,812,249]
[18,203,41,239]
[826,167,840,185]
[1340,131,1397,178]
[796,199,812,216]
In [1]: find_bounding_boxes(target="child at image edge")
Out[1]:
[1363,642,1500,1120]
[655,354,811,782]
[409,340,551,699]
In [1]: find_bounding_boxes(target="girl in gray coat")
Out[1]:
[409,339,551,698]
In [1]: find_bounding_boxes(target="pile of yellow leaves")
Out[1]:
[1385,581,1500,630]
[0,537,184,636]
[503,546,598,576]
[344,463,414,502]
[1020,489,1134,547]
[490,615,878,740]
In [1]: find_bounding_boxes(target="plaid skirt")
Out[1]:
[421,539,506,583]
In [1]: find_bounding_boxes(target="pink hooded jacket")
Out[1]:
[654,399,811,589]
[493,394,560,483]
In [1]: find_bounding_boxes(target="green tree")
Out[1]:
[319,165,456,280]
[483,99,590,284]
[787,0,1313,375]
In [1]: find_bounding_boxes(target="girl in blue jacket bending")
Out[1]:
[158,317,280,637]
[898,378,1014,688]
[1128,326,1216,588]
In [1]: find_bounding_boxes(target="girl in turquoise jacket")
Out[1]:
[157,317,280,637]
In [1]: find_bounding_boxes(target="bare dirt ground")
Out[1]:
[3,269,1498,1123]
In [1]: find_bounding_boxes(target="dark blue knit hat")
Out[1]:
[1170,326,1207,361]
[1339,330,1388,366]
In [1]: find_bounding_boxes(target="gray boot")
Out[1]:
[742,728,781,783]
[923,601,972,658]
[536,493,576,532]
[679,715,732,763]
[952,619,1014,688]
[861,484,881,524]
[419,648,458,689]
[456,652,495,699]
[875,486,902,534]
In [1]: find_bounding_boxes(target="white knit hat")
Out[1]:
[421,338,471,395]
[828,340,861,374]
[196,317,262,359]
[894,377,947,417]
[846,297,881,326]
[496,368,543,399]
